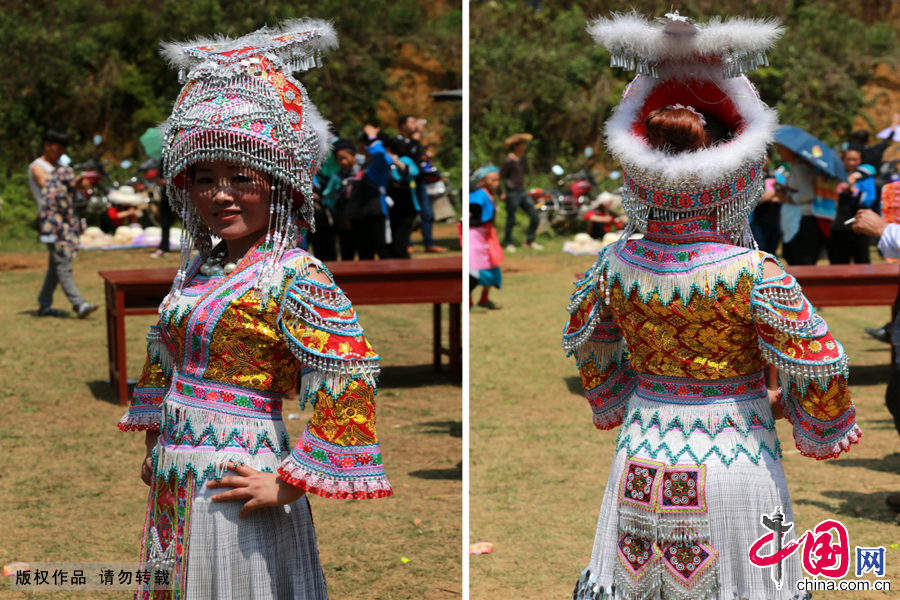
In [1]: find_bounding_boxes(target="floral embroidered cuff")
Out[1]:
[118,394,164,432]
[781,379,861,460]
[278,426,392,499]
[584,359,638,430]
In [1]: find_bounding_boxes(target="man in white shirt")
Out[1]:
[30,129,97,319]
[852,208,900,516]
[29,129,68,207]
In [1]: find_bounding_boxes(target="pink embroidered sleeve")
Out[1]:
[751,266,860,459]
[118,324,173,432]
[276,258,391,499]
[563,256,637,429]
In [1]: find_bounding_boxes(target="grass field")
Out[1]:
[469,235,900,600]
[0,223,462,600]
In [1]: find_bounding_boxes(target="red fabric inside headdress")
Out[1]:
[630,79,745,141]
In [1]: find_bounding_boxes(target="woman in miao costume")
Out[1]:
[564,12,859,600]
[118,20,391,599]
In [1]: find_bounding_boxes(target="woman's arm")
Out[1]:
[563,249,637,429]
[141,431,161,486]
[751,258,859,459]
[121,323,173,484]
[276,257,391,499]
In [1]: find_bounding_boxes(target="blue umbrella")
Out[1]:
[774,125,847,181]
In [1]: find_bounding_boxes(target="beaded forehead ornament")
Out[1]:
[590,11,783,247]
[159,19,338,302]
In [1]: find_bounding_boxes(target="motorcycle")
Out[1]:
[529,148,628,235]
[72,135,113,214]
[528,166,599,233]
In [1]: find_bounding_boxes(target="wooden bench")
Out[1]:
[99,257,462,406]
[770,263,899,385]
[787,263,899,308]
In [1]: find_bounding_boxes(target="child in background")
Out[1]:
[469,166,503,309]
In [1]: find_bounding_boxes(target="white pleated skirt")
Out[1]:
[575,385,813,600]
[582,447,806,600]
[184,481,328,600]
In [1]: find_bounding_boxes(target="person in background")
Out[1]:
[750,160,781,255]
[101,186,144,233]
[386,148,420,259]
[851,208,900,521]
[397,115,447,254]
[469,166,503,310]
[320,138,359,261]
[150,163,173,258]
[343,125,399,260]
[829,148,875,264]
[36,164,97,318]
[29,129,68,208]
[582,193,617,239]
[500,133,541,252]
[776,144,822,265]
[306,138,339,262]
[848,111,900,171]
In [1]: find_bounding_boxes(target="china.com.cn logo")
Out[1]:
[747,507,886,589]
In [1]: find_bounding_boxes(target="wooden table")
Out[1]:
[99,257,462,406]
[787,263,899,308]
[783,264,898,387]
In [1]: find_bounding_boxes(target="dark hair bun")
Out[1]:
[645,107,709,154]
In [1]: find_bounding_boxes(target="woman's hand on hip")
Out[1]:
[206,462,306,518]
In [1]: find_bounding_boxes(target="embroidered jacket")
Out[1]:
[564,221,859,461]
[120,239,391,500]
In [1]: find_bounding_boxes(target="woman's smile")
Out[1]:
[190,160,273,261]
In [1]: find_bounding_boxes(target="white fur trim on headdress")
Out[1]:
[604,65,779,184]
[594,11,783,249]
[588,11,783,78]
[160,19,338,75]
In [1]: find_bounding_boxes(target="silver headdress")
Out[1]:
[159,19,338,303]
[590,11,784,247]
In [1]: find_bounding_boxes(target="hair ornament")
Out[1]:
[592,10,784,249]
[665,104,707,125]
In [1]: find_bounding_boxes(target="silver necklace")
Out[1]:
[199,250,238,276]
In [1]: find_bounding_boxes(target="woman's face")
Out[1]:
[190,161,272,244]
[843,150,862,173]
[482,171,500,194]
[335,149,355,172]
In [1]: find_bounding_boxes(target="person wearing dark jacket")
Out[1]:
[499,133,540,251]
[321,138,361,261]
[396,115,447,253]
[852,208,900,521]
[342,125,401,260]
[848,112,900,170]
[386,154,420,259]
